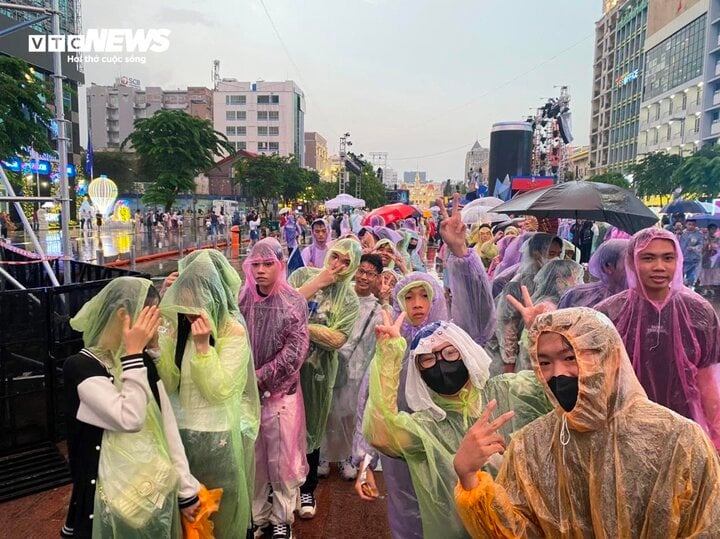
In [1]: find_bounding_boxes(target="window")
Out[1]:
[269,142,279,151]
[258,142,268,151]
[694,116,701,132]
[237,126,246,136]
[257,111,268,121]
[681,93,687,110]
[257,95,280,105]
[258,126,268,136]
[237,111,246,121]
[269,126,279,136]
[235,141,247,151]
[268,111,278,121]
[226,111,236,121]
[226,126,236,136]
[226,95,246,105]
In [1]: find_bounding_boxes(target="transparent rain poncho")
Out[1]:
[455,308,720,537]
[70,277,181,538]
[288,238,362,451]
[363,321,552,539]
[558,239,629,309]
[301,218,329,268]
[487,235,516,280]
[595,228,720,448]
[496,233,559,366]
[494,231,531,276]
[374,238,401,271]
[157,250,260,537]
[239,238,310,483]
[403,229,427,272]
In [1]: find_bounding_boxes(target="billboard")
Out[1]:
[387,189,410,204]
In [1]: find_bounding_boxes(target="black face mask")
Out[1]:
[420,360,470,396]
[547,376,579,412]
[408,242,418,252]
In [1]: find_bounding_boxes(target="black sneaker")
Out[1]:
[252,523,269,538]
[271,523,293,539]
[298,492,316,519]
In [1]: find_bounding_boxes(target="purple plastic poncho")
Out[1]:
[283,215,301,250]
[239,238,310,484]
[494,231,531,276]
[375,226,404,245]
[595,228,720,449]
[301,218,329,269]
[558,239,629,309]
[488,235,516,279]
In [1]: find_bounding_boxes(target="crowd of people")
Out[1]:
[60,194,720,539]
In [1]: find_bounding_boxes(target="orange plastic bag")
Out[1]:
[182,485,223,539]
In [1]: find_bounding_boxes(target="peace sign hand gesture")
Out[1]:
[453,400,515,490]
[506,285,549,329]
[375,310,406,341]
[439,193,468,258]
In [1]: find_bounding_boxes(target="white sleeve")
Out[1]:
[76,355,150,432]
[157,380,201,501]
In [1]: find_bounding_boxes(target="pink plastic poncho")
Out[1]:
[558,239,629,309]
[595,228,720,448]
[301,218,329,268]
[239,238,310,484]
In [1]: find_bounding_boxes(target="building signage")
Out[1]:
[618,0,648,27]
[119,76,142,89]
[615,69,639,87]
[1,157,76,177]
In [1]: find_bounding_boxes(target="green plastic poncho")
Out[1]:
[70,277,182,538]
[157,250,259,538]
[288,238,362,451]
[363,321,552,539]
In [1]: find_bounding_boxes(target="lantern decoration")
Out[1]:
[113,200,132,222]
[88,175,118,216]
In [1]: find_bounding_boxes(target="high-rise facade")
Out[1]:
[304,132,329,178]
[590,0,648,174]
[700,0,720,144]
[464,140,490,179]
[212,80,305,165]
[87,80,213,150]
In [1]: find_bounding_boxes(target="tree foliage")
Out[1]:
[122,110,232,211]
[627,152,683,201]
[587,172,631,190]
[672,145,720,198]
[85,150,153,194]
[0,56,54,160]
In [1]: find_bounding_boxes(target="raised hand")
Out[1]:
[122,305,161,356]
[375,309,405,341]
[439,193,468,257]
[453,400,515,490]
[190,311,212,354]
[506,285,549,328]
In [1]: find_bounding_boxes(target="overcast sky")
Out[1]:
[80,0,601,181]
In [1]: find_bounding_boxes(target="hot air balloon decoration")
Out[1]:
[88,175,118,217]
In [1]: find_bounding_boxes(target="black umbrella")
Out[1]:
[660,199,708,215]
[492,181,658,234]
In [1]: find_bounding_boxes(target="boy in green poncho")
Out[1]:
[157,250,260,538]
[288,238,362,518]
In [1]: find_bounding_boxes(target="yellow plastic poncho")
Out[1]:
[157,250,259,538]
[288,238,361,451]
[69,277,182,538]
[455,307,720,538]
[363,321,552,539]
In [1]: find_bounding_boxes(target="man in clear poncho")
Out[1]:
[288,238,361,517]
[363,316,552,539]
[322,253,385,481]
[557,238,629,309]
[157,250,260,538]
[238,239,309,539]
[453,307,720,537]
[495,233,563,372]
[595,227,720,449]
[63,277,200,539]
[301,219,329,268]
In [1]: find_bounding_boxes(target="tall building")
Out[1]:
[569,145,591,179]
[590,0,648,174]
[212,80,305,165]
[700,0,720,144]
[403,171,427,183]
[87,80,213,150]
[464,140,490,180]
[637,0,708,159]
[0,1,84,168]
[304,132,330,179]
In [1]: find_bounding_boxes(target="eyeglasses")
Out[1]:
[356,268,379,278]
[416,345,461,370]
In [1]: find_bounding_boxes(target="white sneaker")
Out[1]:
[317,459,330,478]
[298,492,316,519]
[339,458,357,481]
[271,523,293,539]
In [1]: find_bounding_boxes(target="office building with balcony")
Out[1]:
[86,81,213,150]
[304,131,330,179]
[700,0,720,143]
[638,1,709,158]
[212,80,305,165]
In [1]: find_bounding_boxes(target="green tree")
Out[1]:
[344,164,386,208]
[234,154,285,215]
[87,151,151,193]
[671,145,720,198]
[0,57,54,160]
[587,172,630,190]
[627,152,682,201]
[122,110,232,211]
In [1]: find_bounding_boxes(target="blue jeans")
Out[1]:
[684,258,701,286]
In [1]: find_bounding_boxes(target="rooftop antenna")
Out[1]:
[212,59,220,90]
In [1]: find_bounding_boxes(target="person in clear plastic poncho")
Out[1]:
[453,307,720,538]
[363,317,552,539]
[301,218,329,269]
[558,238,629,309]
[238,238,310,536]
[595,227,720,449]
[157,250,260,538]
[288,238,361,516]
[63,277,200,539]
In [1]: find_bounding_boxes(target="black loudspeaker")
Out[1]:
[488,122,533,195]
